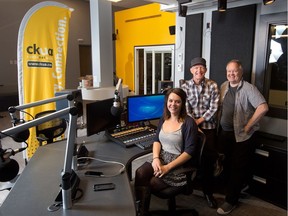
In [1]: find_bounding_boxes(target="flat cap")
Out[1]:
[190,57,206,67]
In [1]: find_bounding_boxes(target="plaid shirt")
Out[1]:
[181,78,220,129]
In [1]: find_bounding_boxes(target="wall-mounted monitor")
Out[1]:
[126,94,165,124]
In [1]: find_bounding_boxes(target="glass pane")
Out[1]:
[138,50,144,95]
[266,24,287,109]
[155,53,162,93]
[164,53,172,80]
[154,52,172,93]
[146,53,152,94]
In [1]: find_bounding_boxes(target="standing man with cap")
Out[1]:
[181,57,220,208]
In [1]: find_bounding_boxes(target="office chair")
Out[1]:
[35,110,67,146]
[151,129,206,216]
[179,79,186,86]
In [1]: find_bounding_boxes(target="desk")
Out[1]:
[0,133,151,216]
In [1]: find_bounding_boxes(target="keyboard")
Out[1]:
[105,125,157,150]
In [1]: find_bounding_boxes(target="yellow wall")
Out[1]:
[115,3,176,92]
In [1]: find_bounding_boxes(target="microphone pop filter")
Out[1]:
[0,158,19,182]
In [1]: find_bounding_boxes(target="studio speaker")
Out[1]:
[112,33,117,41]
[179,5,188,17]
[169,26,175,35]
[55,89,83,121]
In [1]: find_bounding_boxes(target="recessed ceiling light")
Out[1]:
[263,0,275,5]
[107,0,122,3]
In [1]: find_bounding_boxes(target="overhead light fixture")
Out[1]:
[218,0,227,12]
[263,0,275,5]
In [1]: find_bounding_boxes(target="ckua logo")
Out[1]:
[26,44,53,56]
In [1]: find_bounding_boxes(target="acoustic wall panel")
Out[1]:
[184,13,203,80]
[210,5,256,87]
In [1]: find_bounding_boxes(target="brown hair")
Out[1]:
[163,88,187,121]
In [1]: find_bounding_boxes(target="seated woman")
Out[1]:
[134,88,198,216]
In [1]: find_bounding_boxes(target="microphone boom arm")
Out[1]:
[9,94,73,112]
[8,93,74,126]
[1,107,72,139]
[1,94,78,210]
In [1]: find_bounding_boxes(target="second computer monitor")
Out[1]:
[126,94,165,124]
[86,98,120,136]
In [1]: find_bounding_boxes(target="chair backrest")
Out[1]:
[179,79,186,86]
[35,110,67,145]
[185,128,206,170]
[185,128,206,184]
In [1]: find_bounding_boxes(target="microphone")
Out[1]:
[0,147,26,182]
[111,79,123,117]
[1,147,27,159]
[12,128,30,143]
[8,107,30,142]
[111,90,123,116]
[0,158,19,182]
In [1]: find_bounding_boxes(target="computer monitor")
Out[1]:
[86,98,120,136]
[127,94,165,123]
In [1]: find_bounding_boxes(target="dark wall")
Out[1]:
[210,4,256,87]
[184,13,203,80]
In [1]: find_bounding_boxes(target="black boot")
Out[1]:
[135,186,151,216]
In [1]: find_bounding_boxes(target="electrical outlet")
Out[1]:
[177,64,182,72]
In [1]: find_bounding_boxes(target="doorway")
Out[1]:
[79,45,92,77]
[134,45,175,95]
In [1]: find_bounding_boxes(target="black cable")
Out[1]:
[73,188,84,202]
[77,156,126,177]
[47,187,84,212]
[18,109,35,120]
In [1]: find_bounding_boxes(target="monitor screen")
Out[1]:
[127,94,165,123]
[86,98,120,136]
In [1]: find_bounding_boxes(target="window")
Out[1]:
[266,24,287,111]
[255,12,287,119]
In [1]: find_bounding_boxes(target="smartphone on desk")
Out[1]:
[85,171,103,176]
[94,183,115,191]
